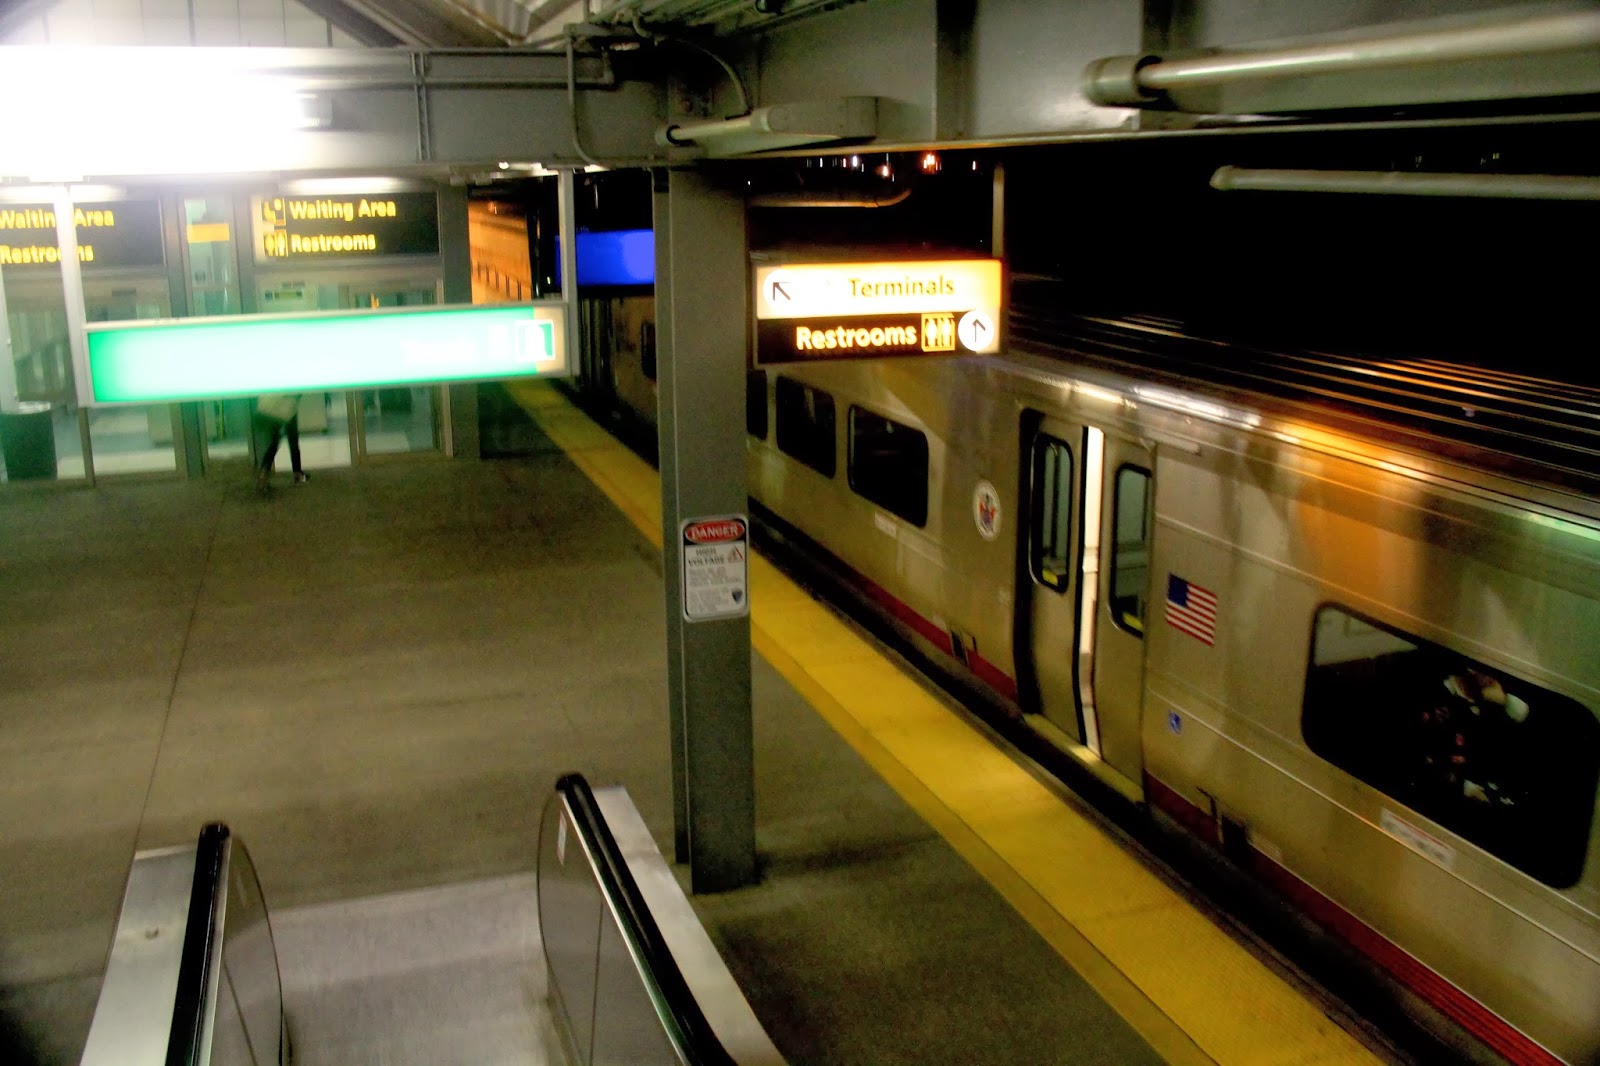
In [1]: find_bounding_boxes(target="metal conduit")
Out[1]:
[1083,7,1600,107]
[1211,166,1600,201]
[659,110,770,146]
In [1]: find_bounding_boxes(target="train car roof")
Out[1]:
[1007,277,1600,512]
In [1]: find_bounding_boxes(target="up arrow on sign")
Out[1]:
[957,310,995,353]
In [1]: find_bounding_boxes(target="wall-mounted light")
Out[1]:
[658,98,878,158]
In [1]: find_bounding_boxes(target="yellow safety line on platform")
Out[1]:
[507,380,1379,1066]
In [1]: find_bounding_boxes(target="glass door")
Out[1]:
[2,274,80,484]
[341,280,445,460]
[83,277,178,477]
[184,195,258,471]
[2,274,178,483]
[247,271,447,465]
[246,278,348,472]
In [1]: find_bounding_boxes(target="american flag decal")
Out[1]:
[1165,574,1217,646]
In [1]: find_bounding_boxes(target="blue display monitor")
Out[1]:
[560,229,655,287]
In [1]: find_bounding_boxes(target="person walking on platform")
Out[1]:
[254,393,309,490]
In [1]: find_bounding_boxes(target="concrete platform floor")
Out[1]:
[0,430,1160,1065]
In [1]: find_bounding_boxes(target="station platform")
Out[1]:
[0,387,1380,1065]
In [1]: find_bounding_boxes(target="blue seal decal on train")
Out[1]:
[1167,710,1182,735]
[972,480,1001,541]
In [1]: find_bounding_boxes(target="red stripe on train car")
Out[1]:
[965,650,1020,702]
[857,574,956,656]
[854,571,1021,700]
[1144,775,1563,1066]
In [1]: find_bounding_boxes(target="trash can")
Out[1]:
[0,402,58,480]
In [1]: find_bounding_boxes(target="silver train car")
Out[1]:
[585,299,1600,1064]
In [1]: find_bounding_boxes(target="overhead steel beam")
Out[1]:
[507,0,583,41]
[0,47,664,181]
[335,0,512,46]
[718,0,1600,151]
[292,0,408,46]
[728,0,1141,147]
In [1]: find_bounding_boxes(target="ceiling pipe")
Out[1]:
[1210,166,1600,201]
[1084,6,1600,108]
[747,187,912,208]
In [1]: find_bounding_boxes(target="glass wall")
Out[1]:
[1,193,181,485]
[2,270,178,483]
[3,187,451,486]
[83,277,177,476]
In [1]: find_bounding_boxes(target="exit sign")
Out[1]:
[85,302,568,405]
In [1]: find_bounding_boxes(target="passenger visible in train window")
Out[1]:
[254,393,309,490]
[1415,667,1532,817]
[1442,669,1530,806]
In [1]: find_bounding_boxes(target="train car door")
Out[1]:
[1020,415,1154,786]
[1021,414,1088,741]
[1090,435,1154,785]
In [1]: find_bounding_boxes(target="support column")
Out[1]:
[0,264,17,414]
[160,190,205,478]
[438,182,479,460]
[654,167,757,893]
[556,169,582,384]
[54,187,95,485]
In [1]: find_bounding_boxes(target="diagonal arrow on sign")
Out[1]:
[769,280,790,302]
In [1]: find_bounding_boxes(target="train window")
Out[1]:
[847,406,929,527]
[775,377,836,478]
[747,370,768,440]
[1030,435,1073,592]
[1109,466,1152,634]
[1303,605,1600,888]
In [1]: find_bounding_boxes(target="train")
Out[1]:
[563,270,1600,1065]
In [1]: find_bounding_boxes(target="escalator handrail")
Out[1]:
[553,773,738,1066]
[165,822,230,1066]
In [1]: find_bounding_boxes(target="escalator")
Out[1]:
[78,775,781,1066]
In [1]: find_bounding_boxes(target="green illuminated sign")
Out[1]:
[86,302,568,405]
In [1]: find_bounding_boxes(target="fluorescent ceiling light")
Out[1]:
[0,183,124,203]
[280,177,420,195]
[0,47,335,179]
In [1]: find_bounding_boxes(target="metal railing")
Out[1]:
[80,823,285,1066]
[539,773,783,1066]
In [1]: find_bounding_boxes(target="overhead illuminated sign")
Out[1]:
[753,258,1001,364]
[0,201,164,269]
[251,191,440,262]
[86,302,568,405]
